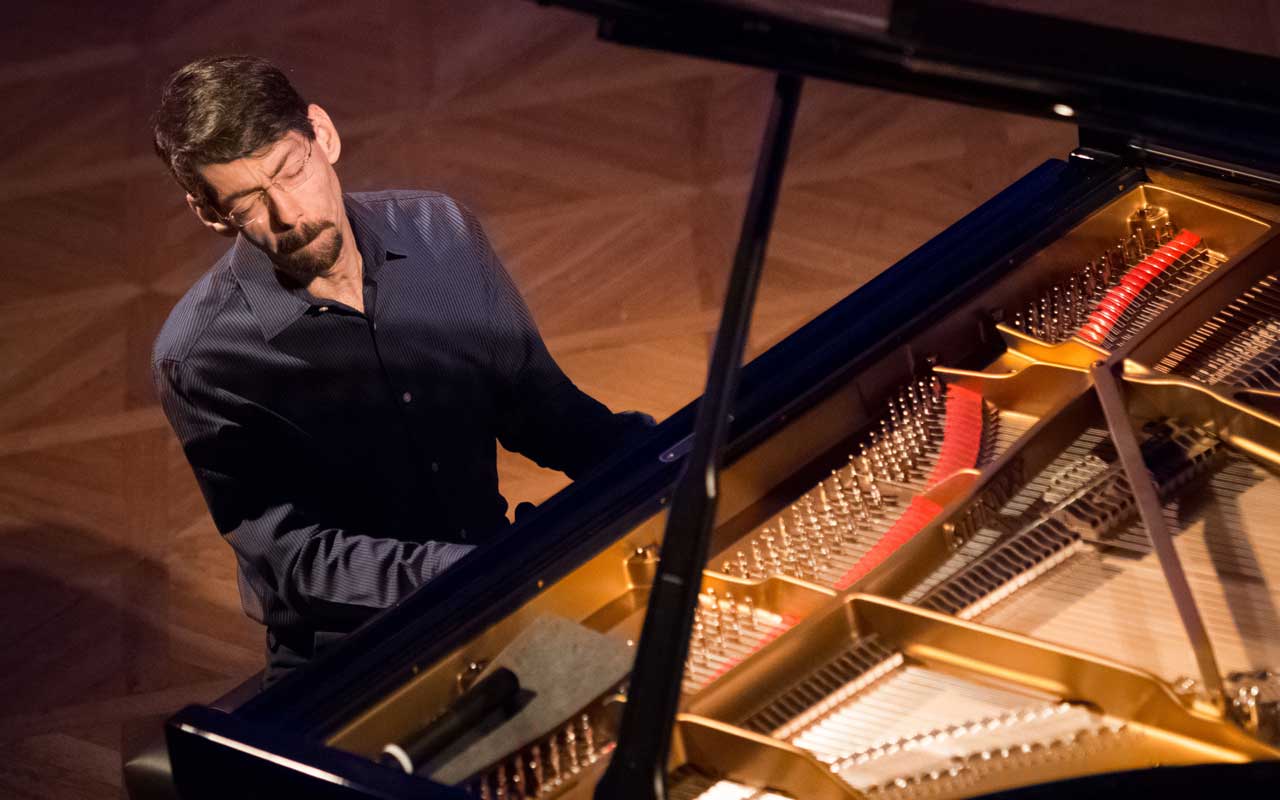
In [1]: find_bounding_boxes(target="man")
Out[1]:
[151,56,651,685]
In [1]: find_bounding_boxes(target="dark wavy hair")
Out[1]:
[152,55,314,204]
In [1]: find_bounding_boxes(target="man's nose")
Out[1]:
[266,185,303,229]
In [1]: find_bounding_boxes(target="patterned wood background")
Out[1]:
[0,1,1273,797]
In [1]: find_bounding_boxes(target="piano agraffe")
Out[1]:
[163,2,1280,798]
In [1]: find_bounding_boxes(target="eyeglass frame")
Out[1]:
[213,137,318,229]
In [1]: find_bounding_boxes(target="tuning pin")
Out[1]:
[891,429,909,470]
[766,535,782,571]
[512,755,525,798]
[788,507,806,542]
[826,474,847,510]
[723,592,743,639]
[868,480,884,509]
[548,736,561,786]
[1049,285,1061,337]
[565,726,580,775]
[850,482,869,521]
[1066,276,1079,327]
[736,550,751,578]
[912,379,928,411]
[1113,245,1128,275]
[803,499,821,536]
[479,775,492,800]
[495,764,507,800]
[869,448,887,480]
[531,745,545,793]
[782,550,799,578]
[581,714,595,763]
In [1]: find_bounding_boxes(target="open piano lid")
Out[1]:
[541,0,1280,176]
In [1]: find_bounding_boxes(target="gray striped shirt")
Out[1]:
[153,190,650,641]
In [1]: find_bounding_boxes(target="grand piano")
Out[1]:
[161,2,1280,797]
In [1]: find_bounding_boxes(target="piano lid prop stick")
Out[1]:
[593,72,803,800]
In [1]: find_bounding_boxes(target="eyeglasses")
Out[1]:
[218,139,317,229]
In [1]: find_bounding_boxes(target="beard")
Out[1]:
[268,222,343,283]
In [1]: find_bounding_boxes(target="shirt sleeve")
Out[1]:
[154,357,473,630]
[460,206,655,479]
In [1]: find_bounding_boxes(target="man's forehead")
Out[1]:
[198,135,305,196]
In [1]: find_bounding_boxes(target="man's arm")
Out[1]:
[462,207,654,479]
[154,358,472,629]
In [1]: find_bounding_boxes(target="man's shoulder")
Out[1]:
[349,189,458,213]
[349,190,479,243]
[151,251,246,369]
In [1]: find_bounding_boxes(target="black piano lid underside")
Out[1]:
[541,0,1280,177]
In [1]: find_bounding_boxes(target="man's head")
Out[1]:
[153,56,347,282]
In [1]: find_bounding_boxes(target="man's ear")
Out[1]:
[308,104,341,165]
[186,193,237,237]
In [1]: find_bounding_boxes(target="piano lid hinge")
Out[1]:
[1069,146,1123,166]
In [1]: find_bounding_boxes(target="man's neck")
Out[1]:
[308,215,365,313]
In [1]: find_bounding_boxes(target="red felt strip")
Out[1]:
[835,496,944,589]
[832,384,985,590]
[1077,230,1200,345]
[703,388,985,681]
[929,384,984,487]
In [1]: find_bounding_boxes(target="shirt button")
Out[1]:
[459,528,468,540]
[402,391,412,404]
[317,306,329,313]
[431,461,439,473]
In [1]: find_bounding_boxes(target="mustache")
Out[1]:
[277,221,334,254]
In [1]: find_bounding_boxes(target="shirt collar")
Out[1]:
[230,194,409,341]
